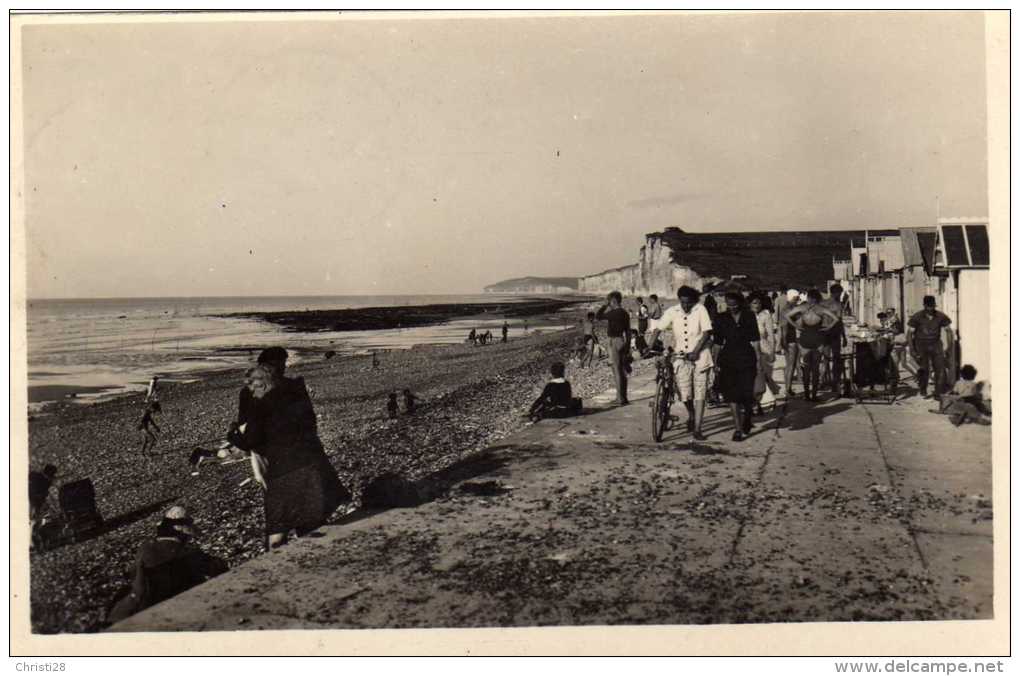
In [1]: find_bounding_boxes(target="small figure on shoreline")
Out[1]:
[579,311,599,368]
[145,375,160,405]
[467,328,477,346]
[403,388,419,415]
[501,322,509,343]
[387,392,399,419]
[372,351,380,370]
[139,402,162,454]
[527,361,582,422]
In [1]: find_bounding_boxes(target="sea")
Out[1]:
[25,295,571,407]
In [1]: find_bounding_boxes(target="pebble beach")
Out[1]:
[27,304,642,634]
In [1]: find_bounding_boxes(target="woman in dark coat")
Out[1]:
[228,348,349,549]
[713,292,761,441]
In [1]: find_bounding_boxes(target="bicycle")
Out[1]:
[651,347,677,442]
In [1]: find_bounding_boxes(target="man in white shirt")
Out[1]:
[648,285,715,440]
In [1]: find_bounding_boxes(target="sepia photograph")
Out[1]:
[10,9,1008,656]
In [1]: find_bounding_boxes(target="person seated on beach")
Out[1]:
[106,506,227,624]
[29,464,57,527]
[387,392,399,419]
[526,362,582,422]
[138,402,162,454]
[188,446,217,470]
[403,389,420,415]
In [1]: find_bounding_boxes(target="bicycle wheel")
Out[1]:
[652,377,671,442]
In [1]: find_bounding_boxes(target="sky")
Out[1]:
[18,11,990,298]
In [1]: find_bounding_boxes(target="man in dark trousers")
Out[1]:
[595,291,632,405]
[907,295,953,398]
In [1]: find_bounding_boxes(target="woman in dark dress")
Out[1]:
[227,348,349,550]
[713,292,761,441]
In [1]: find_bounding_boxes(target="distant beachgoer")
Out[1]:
[637,297,649,335]
[713,292,761,441]
[648,285,714,440]
[145,375,160,404]
[387,392,399,419]
[372,352,380,369]
[647,294,663,322]
[501,322,509,343]
[580,311,599,368]
[403,389,419,415]
[595,291,632,406]
[106,506,227,624]
[29,464,57,525]
[468,328,477,345]
[907,295,953,399]
[139,402,161,454]
[527,362,582,421]
[786,289,840,402]
[227,348,349,550]
[749,294,780,414]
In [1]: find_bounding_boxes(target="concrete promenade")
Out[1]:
[112,361,992,631]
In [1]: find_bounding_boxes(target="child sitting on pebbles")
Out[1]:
[526,362,582,422]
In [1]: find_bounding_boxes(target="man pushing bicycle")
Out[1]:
[647,285,715,441]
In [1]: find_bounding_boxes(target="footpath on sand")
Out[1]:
[112,362,992,630]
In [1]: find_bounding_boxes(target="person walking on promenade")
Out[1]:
[227,347,349,550]
[712,292,760,441]
[907,295,953,399]
[749,293,781,414]
[778,288,801,399]
[821,284,848,394]
[595,291,632,406]
[786,289,840,402]
[634,297,650,355]
[648,285,714,440]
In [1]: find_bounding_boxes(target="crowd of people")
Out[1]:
[28,285,991,625]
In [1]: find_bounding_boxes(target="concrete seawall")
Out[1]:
[110,360,992,632]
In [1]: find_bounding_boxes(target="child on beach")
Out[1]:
[580,312,599,367]
[403,389,419,415]
[526,362,583,422]
[139,402,161,454]
[934,365,991,426]
[387,392,399,419]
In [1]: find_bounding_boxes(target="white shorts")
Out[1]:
[674,359,710,402]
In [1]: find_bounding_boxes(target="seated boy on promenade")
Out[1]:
[526,362,582,422]
[935,365,991,426]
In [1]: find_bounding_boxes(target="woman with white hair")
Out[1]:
[228,347,350,550]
